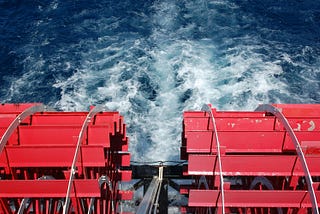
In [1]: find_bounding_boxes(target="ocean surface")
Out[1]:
[1,0,320,162]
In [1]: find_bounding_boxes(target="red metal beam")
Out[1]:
[184,112,276,132]
[189,189,318,208]
[187,154,305,176]
[188,154,320,176]
[185,130,285,153]
[0,180,100,198]
[0,145,106,167]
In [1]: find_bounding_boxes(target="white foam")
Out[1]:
[6,0,320,162]
[53,0,293,162]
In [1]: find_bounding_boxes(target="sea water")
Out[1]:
[1,0,320,161]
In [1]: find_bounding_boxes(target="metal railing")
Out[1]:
[256,104,319,214]
[202,104,225,214]
[63,105,107,214]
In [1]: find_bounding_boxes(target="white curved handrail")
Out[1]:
[63,105,107,214]
[0,104,45,154]
[256,104,319,214]
[202,104,225,214]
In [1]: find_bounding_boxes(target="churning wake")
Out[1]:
[1,0,320,161]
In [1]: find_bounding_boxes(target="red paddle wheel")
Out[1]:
[2,103,320,213]
[181,104,320,213]
[0,103,132,214]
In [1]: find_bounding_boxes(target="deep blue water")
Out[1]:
[1,0,320,161]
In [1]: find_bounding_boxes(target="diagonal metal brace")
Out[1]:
[136,166,164,214]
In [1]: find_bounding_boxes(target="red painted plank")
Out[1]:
[188,189,219,207]
[185,131,213,153]
[118,170,132,181]
[0,127,18,146]
[184,117,210,131]
[301,141,320,155]
[81,146,106,167]
[0,114,16,127]
[184,116,275,132]
[218,131,284,153]
[213,111,268,118]
[19,126,82,145]
[188,154,320,176]
[293,155,320,176]
[88,125,111,146]
[0,180,100,198]
[223,190,309,208]
[301,190,320,207]
[275,118,320,132]
[0,146,105,167]
[283,132,320,151]
[185,131,285,153]
[215,117,275,131]
[187,154,297,176]
[31,113,87,125]
[189,190,313,208]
